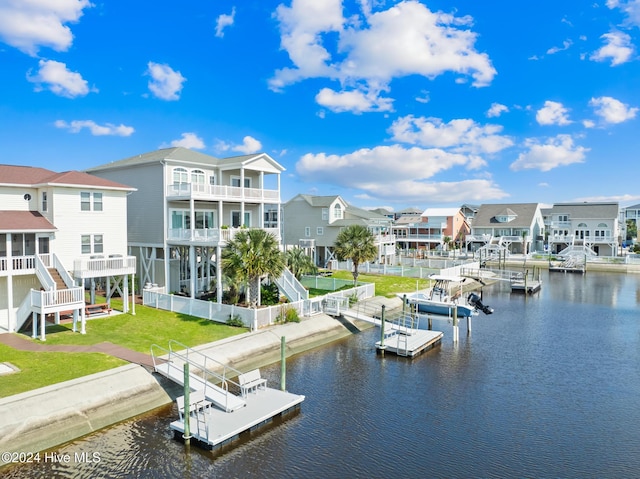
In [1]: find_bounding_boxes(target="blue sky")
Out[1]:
[2,1,640,211]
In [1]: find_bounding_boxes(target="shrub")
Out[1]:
[277,304,300,323]
[227,314,245,327]
[261,282,280,306]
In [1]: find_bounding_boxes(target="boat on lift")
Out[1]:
[401,275,493,318]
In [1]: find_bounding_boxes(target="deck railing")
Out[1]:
[167,227,280,244]
[166,183,280,202]
[73,255,136,279]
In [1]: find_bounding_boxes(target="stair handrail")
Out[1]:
[14,293,34,332]
[51,253,76,288]
[276,268,309,301]
[35,255,55,291]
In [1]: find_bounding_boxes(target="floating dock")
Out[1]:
[511,278,542,294]
[376,328,443,357]
[151,340,305,451]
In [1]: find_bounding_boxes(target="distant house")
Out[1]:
[546,202,620,256]
[0,165,136,337]
[392,207,469,253]
[86,147,285,301]
[467,203,544,254]
[621,203,640,244]
[282,194,396,267]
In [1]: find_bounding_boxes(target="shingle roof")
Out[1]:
[549,202,619,219]
[473,203,540,228]
[0,165,133,190]
[85,147,220,172]
[0,211,56,233]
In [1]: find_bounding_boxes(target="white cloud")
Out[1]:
[146,62,186,101]
[27,59,94,98]
[271,1,496,113]
[536,100,572,126]
[0,0,92,56]
[216,136,263,154]
[295,144,508,203]
[215,8,236,38]
[547,39,573,55]
[315,87,393,113]
[389,115,514,155]
[510,134,589,172]
[582,119,596,128]
[170,133,205,149]
[486,102,508,118]
[607,0,640,27]
[54,119,134,136]
[590,31,634,66]
[589,96,638,123]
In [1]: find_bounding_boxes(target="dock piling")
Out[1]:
[281,336,286,391]
[183,362,191,445]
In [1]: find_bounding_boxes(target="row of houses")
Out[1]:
[0,146,634,334]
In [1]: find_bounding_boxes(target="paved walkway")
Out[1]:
[0,334,157,368]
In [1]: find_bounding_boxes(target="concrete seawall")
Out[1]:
[0,307,392,463]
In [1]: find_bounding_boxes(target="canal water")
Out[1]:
[3,271,640,478]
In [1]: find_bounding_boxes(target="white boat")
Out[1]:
[400,275,493,318]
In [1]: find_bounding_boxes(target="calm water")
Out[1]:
[3,271,640,478]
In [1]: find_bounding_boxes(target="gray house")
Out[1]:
[86,147,285,301]
[467,203,544,254]
[282,194,396,267]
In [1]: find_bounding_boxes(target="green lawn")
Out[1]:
[329,270,431,297]
[0,301,247,398]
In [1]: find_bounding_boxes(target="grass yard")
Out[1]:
[0,344,126,397]
[328,270,432,297]
[0,300,247,397]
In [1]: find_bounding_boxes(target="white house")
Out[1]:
[0,165,136,338]
[86,147,285,302]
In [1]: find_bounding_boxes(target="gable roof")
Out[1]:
[549,202,619,219]
[0,211,56,233]
[473,203,541,228]
[0,165,134,191]
[289,194,346,208]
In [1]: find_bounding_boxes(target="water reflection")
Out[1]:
[3,271,640,478]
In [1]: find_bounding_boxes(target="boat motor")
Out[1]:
[467,293,494,315]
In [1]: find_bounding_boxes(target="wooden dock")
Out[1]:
[376,329,443,357]
[511,279,542,294]
[170,387,305,450]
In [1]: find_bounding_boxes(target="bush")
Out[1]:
[277,304,300,323]
[227,314,245,327]
[261,282,280,306]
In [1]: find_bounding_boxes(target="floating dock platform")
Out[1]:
[170,387,304,450]
[376,329,443,357]
[511,279,542,294]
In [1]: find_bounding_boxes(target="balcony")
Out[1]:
[73,255,137,280]
[166,183,280,203]
[395,233,443,242]
[167,227,281,245]
[0,255,37,277]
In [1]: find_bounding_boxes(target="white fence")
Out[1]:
[142,281,375,330]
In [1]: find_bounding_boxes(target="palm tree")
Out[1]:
[285,247,317,280]
[333,224,378,285]
[222,229,286,307]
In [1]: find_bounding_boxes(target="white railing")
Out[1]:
[30,287,84,311]
[168,227,280,244]
[14,294,34,332]
[35,254,55,290]
[276,268,309,301]
[395,234,444,241]
[73,255,136,279]
[142,280,376,329]
[52,254,75,287]
[166,183,280,202]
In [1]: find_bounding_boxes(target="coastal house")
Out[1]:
[392,207,470,254]
[620,203,640,245]
[546,202,620,256]
[86,147,285,302]
[282,194,396,267]
[467,203,544,254]
[0,165,136,338]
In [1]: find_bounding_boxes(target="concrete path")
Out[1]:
[0,333,157,368]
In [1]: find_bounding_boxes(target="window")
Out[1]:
[304,227,311,237]
[94,235,103,253]
[81,192,91,211]
[173,167,188,184]
[322,208,328,221]
[231,176,251,188]
[264,207,278,228]
[191,170,205,193]
[209,175,216,186]
[81,235,103,254]
[41,192,48,212]
[93,193,103,211]
[317,227,324,235]
[333,204,343,220]
[231,211,251,228]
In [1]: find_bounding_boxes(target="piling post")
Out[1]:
[378,305,386,356]
[281,336,286,391]
[452,306,459,343]
[467,315,472,335]
[183,362,191,445]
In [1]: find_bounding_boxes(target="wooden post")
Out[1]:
[378,305,386,356]
[452,306,459,343]
[467,315,472,335]
[280,336,286,391]
[183,363,191,445]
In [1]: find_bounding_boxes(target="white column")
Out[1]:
[190,244,196,298]
[40,311,46,341]
[131,273,136,315]
[216,245,222,304]
[123,275,129,313]
[7,235,14,332]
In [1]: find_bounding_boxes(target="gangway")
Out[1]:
[151,340,246,413]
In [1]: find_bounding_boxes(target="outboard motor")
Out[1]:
[467,293,494,315]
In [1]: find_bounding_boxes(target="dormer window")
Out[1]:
[495,208,517,223]
[333,203,343,220]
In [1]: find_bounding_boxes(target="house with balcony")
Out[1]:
[0,165,136,338]
[86,147,285,302]
[466,203,544,255]
[282,194,396,267]
[392,207,469,253]
[620,203,640,246]
[546,202,619,256]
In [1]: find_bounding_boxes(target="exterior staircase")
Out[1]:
[48,268,68,290]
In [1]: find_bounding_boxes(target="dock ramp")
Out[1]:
[151,340,246,413]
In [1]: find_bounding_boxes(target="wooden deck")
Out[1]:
[170,387,305,450]
[376,329,443,357]
[511,279,542,294]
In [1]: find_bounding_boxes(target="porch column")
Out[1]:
[240,168,245,225]
[40,310,46,341]
[123,274,129,313]
[190,244,196,298]
[7,235,14,332]
[216,245,222,304]
[131,273,136,315]
[190,198,195,236]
